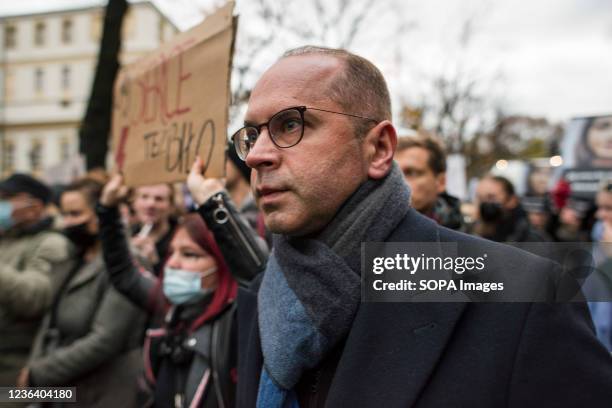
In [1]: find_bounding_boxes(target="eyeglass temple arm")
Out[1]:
[306,107,379,123]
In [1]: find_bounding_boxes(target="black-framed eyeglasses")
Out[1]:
[230,106,379,160]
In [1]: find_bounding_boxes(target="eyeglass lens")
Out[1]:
[232,107,305,159]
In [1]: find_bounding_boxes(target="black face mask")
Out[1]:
[63,221,97,251]
[479,202,504,223]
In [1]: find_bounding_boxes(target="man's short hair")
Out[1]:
[396,132,447,175]
[281,46,391,138]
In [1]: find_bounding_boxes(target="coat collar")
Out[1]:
[66,253,104,291]
[4,216,54,238]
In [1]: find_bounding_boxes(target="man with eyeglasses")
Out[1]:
[0,174,72,388]
[188,46,612,407]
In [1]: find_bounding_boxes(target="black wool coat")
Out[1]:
[236,209,612,408]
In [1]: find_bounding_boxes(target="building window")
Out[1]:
[34,22,46,46]
[30,140,43,172]
[2,140,15,173]
[4,24,16,49]
[60,138,71,161]
[34,68,44,93]
[61,66,71,91]
[91,12,103,41]
[5,69,15,100]
[61,19,73,44]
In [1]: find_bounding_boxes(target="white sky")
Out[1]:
[2,0,612,122]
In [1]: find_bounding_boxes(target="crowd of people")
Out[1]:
[1,45,612,407]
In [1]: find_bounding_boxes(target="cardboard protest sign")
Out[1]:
[112,2,235,186]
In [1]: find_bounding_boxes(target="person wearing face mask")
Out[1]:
[17,178,144,407]
[97,174,246,408]
[0,174,72,389]
[473,175,549,242]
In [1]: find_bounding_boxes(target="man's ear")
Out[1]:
[364,120,397,180]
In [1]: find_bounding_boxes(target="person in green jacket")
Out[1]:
[0,173,72,388]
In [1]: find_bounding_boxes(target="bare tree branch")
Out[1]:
[228,0,411,122]
[341,0,377,49]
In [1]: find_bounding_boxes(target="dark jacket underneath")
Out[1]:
[430,191,465,231]
[236,208,612,408]
[144,303,237,408]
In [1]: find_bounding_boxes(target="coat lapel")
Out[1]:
[328,209,467,407]
[66,255,103,291]
[236,280,264,407]
[326,301,466,407]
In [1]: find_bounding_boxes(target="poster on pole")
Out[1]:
[111,2,236,186]
[559,114,612,198]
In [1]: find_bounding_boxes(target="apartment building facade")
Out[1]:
[0,0,177,181]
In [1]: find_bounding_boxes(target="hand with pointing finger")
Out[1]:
[100,174,130,207]
[187,157,225,206]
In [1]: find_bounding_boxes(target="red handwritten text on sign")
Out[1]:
[117,38,196,127]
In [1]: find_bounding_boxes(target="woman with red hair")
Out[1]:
[96,176,241,408]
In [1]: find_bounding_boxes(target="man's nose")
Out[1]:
[245,127,280,170]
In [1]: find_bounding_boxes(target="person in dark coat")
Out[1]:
[189,45,612,407]
[394,132,465,231]
[473,175,550,242]
[18,178,144,408]
[585,180,612,351]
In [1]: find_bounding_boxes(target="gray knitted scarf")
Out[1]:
[256,163,411,407]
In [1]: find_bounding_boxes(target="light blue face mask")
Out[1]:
[0,201,15,232]
[162,266,217,305]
